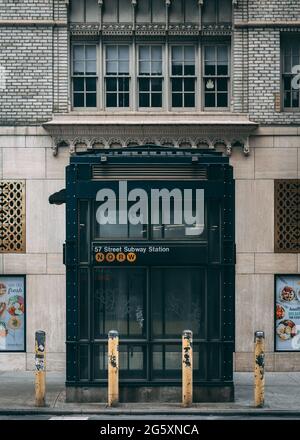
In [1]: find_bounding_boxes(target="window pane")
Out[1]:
[74,93,84,107]
[86,77,96,92]
[86,93,97,107]
[139,93,150,107]
[106,93,117,107]
[217,93,228,107]
[74,45,85,60]
[119,77,129,92]
[94,268,146,338]
[139,46,150,60]
[139,61,150,75]
[292,90,299,107]
[151,268,205,338]
[172,46,182,62]
[184,64,195,75]
[204,46,215,63]
[119,45,129,60]
[86,61,96,75]
[184,93,195,107]
[151,61,162,75]
[119,93,130,107]
[152,93,162,107]
[74,61,84,75]
[151,78,162,92]
[106,46,117,60]
[184,78,195,92]
[217,78,228,92]
[139,78,150,91]
[205,93,215,107]
[172,93,182,107]
[205,78,215,91]
[217,46,228,63]
[284,91,291,107]
[152,46,162,61]
[217,63,228,75]
[119,61,129,75]
[284,56,291,73]
[172,64,182,76]
[184,46,195,62]
[86,45,96,60]
[73,78,84,91]
[172,78,182,92]
[106,78,117,92]
[106,61,118,75]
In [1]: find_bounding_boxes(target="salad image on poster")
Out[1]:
[275,275,300,351]
[0,276,25,352]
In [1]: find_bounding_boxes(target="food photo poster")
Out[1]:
[0,276,25,352]
[276,275,300,351]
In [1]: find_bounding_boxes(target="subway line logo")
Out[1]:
[95,251,136,263]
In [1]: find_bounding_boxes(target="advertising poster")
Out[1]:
[275,275,300,351]
[0,276,25,352]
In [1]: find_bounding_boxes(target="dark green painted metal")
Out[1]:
[64,147,235,389]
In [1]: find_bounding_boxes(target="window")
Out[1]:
[282,38,300,109]
[0,181,26,253]
[72,44,97,107]
[203,45,229,108]
[275,180,300,253]
[70,41,231,111]
[105,45,130,108]
[202,0,232,24]
[171,46,196,108]
[138,46,163,108]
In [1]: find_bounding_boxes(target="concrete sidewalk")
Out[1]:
[0,371,299,416]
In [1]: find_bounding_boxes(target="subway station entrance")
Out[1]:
[55,146,235,402]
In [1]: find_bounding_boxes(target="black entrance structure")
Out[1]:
[51,146,235,402]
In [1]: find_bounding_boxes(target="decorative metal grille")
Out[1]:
[0,181,26,253]
[275,180,300,253]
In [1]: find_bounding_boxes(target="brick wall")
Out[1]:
[0,0,53,20]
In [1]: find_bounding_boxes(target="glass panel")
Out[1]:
[172,46,182,62]
[106,61,118,75]
[292,90,299,107]
[74,45,85,61]
[184,93,195,107]
[139,46,150,60]
[151,93,162,107]
[202,0,216,23]
[94,268,146,338]
[79,345,89,380]
[79,200,89,262]
[86,77,96,91]
[151,267,206,338]
[86,0,100,22]
[139,93,150,107]
[106,78,117,92]
[106,93,117,107]
[70,0,84,22]
[284,55,291,73]
[284,90,291,108]
[79,269,89,339]
[74,93,84,107]
[184,78,195,92]
[217,78,228,92]
[86,93,97,107]
[86,61,96,75]
[119,93,130,107]
[205,93,215,107]
[151,61,162,75]
[184,46,195,62]
[119,46,129,61]
[139,61,150,75]
[218,0,232,23]
[119,61,129,75]
[73,61,84,75]
[136,0,151,23]
[94,344,146,379]
[73,78,84,92]
[106,46,118,60]
[152,344,202,379]
[152,46,162,61]
[169,0,183,23]
[217,93,228,107]
[139,78,150,91]
[172,93,182,107]
[151,78,162,92]
[172,78,182,92]
[119,77,129,92]
[86,45,96,60]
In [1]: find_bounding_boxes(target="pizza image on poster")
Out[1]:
[0,276,25,352]
[275,275,300,351]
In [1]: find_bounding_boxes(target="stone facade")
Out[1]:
[0,0,300,373]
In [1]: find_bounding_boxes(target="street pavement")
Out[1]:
[0,371,300,418]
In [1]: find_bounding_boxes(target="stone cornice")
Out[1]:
[43,113,257,157]
[235,20,300,28]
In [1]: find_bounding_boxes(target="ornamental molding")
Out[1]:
[70,23,100,36]
[45,121,255,157]
[102,23,134,35]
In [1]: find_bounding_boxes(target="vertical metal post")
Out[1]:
[182,330,193,407]
[108,330,119,407]
[35,330,46,407]
[254,331,265,408]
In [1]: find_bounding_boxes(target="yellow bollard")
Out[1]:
[182,330,193,407]
[254,331,265,408]
[35,330,46,407]
[108,330,119,407]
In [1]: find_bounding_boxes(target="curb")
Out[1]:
[0,408,300,417]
